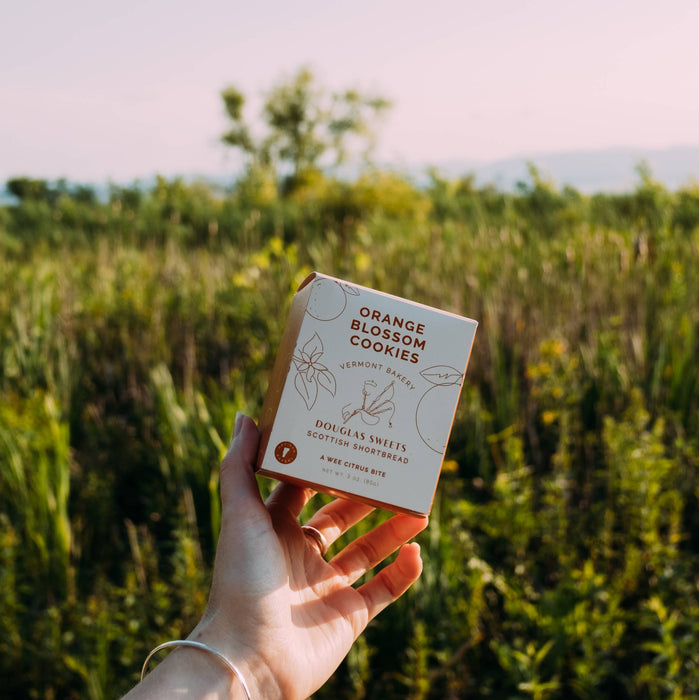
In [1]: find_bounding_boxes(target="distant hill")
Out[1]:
[2,146,698,205]
[426,145,699,193]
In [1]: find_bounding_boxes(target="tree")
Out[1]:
[221,67,391,195]
[6,177,52,202]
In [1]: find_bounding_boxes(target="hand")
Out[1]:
[127,413,427,699]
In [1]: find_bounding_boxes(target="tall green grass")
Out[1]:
[1,171,698,697]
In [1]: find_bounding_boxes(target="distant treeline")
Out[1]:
[2,163,699,252]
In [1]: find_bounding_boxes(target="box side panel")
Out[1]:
[256,278,316,467]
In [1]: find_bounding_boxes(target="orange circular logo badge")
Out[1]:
[274,441,298,464]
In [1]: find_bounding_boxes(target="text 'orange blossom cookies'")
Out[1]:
[256,272,478,516]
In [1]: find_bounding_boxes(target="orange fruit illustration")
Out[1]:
[306,279,347,321]
[416,382,461,453]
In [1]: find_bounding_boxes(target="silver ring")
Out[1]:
[301,525,328,557]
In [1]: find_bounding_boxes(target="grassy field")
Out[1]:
[1,168,698,698]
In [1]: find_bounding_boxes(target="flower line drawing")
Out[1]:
[292,332,337,409]
[342,380,395,427]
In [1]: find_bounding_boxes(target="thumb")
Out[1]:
[219,412,264,514]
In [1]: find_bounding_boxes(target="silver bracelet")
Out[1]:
[140,639,252,699]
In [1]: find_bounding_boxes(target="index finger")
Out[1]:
[265,479,318,520]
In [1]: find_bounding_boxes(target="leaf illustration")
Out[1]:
[317,369,337,397]
[295,371,318,409]
[341,283,360,296]
[293,332,336,404]
[420,365,463,387]
[302,332,324,359]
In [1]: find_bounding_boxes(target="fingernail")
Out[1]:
[233,411,244,440]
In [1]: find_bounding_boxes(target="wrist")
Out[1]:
[188,623,284,700]
[127,643,236,700]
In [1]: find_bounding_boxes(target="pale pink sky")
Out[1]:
[1,0,698,182]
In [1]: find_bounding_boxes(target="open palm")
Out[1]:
[190,414,427,699]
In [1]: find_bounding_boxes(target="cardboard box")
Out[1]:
[256,272,478,515]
